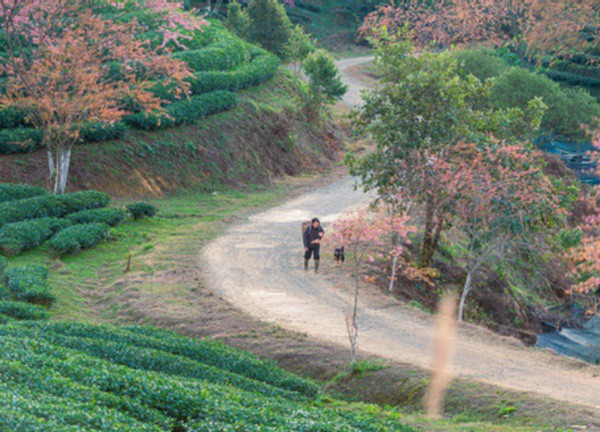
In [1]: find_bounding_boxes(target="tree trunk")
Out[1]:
[48,146,72,194]
[350,263,360,365]
[458,272,473,322]
[420,194,436,267]
[388,254,398,292]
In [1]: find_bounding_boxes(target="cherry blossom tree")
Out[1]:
[0,0,196,193]
[359,0,599,65]
[333,209,415,364]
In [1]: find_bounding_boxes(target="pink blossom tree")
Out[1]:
[332,209,415,364]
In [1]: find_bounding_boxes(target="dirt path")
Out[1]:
[202,57,600,410]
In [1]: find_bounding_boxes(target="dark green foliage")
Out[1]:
[0,218,72,255]
[226,0,250,39]
[490,67,600,139]
[0,183,48,204]
[126,202,158,220]
[67,208,126,227]
[188,52,280,94]
[0,128,43,154]
[173,39,248,72]
[0,301,50,320]
[0,106,32,129]
[454,48,509,81]
[0,190,110,228]
[5,265,55,307]
[78,121,128,143]
[124,91,237,131]
[0,256,7,287]
[248,0,293,60]
[47,223,110,256]
[0,322,415,431]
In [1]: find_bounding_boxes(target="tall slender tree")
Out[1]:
[247,0,292,60]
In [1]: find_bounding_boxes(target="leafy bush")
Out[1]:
[0,106,31,129]
[0,256,7,287]
[173,39,247,72]
[124,90,237,131]
[0,301,50,320]
[0,128,44,155]
[0,218,71,255]
[126,202,158,219]
[67,208,126,227]
[490,67,600,139]
[0,183,48,204]
[47,223,110,256]
[79,121,128,143]
[454,48,509,81]
[0,190,110,228]
[5,265,55,306]
[188,51,280,95]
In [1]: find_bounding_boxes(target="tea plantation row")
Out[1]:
[0,14,280,154]
[0,183,156,256]
[0,322,415,431]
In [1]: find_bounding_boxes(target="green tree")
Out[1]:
[247,0,292,60]
[301,48,347,121]
[226,0,250,40]
[348,35,545,267]
[287,24,315,75]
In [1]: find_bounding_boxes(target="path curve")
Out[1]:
[202,57,600,409]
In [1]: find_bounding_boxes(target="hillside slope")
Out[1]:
[0,71,344,196]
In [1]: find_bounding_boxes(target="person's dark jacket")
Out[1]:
[303,225,324,248]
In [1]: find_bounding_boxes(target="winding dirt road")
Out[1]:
[202,57,600,410]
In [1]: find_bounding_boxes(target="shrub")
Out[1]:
[248,0,292,60]
[0,218,71,255]
[173,40,247,72]
[0,190,110,228]
[454,48,509,81]
[124,91,237,131]
[0,314,12,324]
[6,265,55,306]
[0,301,50,320]
[490,67,600,139]
[47,223,110,256]
[0,128,44,155]
[79,121,128,143]
[0,256,7,286]
[188,52,280,95]
[0,184,48,204]
[0,106,31,129]
[126,202,158,219]
[67,208,126,227]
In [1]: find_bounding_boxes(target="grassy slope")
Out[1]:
[0,70,342,196]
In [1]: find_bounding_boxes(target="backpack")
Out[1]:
[301,220,311,240]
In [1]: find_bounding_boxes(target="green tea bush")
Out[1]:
[0,323,416,431]
[0,218,71,255]
[6,265,55,306]
[79,121,128,143]
[47,223,110,256]
[188,51,280,95]
[0,128,44,155]
[0,314,12,324]
[0,190,110,228]
[125,202,158,220]
[173,39,247,72]
[454,48,509,81]
[0,183,48,204]
[124,91,237,131]
[0,255,7,286]
[67,208,126,227]
[0,301,50,320]
[0,106,31,129]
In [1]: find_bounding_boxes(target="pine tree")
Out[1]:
[226,0,250,40]
[247,0,292,60]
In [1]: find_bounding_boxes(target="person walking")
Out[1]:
[303,217,324,273]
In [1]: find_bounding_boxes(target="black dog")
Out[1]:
[334,247,345,266]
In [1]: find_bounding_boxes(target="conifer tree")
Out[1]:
[247,0,292,60]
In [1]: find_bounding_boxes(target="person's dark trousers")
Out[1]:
[304,245,320,272]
